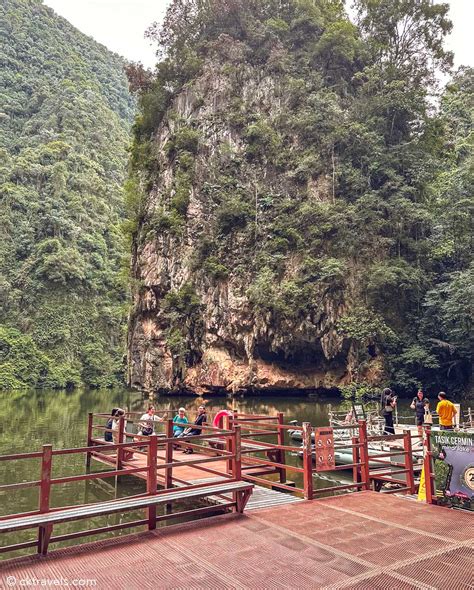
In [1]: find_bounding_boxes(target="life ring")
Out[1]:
[212,410,233,429]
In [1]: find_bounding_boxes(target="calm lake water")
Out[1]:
[0,387,468,557]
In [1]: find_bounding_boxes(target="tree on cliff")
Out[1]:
[126,0,472,395]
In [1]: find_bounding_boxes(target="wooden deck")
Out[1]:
[2,492,472,589]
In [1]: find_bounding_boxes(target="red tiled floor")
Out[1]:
[1,492,472,589]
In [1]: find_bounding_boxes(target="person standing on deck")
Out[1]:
[411,390,429,436]
[382,388,397,434]
[436,392,457,430]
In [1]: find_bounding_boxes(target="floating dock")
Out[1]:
[2,492,472,589]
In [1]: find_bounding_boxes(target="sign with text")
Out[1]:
[315,427,335,472]
[431,430,474,511]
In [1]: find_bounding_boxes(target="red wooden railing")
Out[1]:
[0,421,242,557]
[1,409,427,558]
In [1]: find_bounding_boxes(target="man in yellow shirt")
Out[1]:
[436,392,457,430]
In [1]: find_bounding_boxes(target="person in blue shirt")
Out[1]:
[173,407,188,437]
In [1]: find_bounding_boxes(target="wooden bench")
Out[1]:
[0,481,253,556]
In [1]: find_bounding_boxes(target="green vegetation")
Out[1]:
[0,0,134,389]
[128,0,472,394]
[162,284,203,365]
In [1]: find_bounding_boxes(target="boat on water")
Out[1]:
[290,401,473,470]
[295,444,422,470]
[288,402,384,443]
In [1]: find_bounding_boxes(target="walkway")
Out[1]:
[1,492,472,589]
[92,447,302,511]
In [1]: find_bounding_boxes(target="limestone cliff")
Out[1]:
[126,31,385,394]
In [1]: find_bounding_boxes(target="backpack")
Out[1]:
[141,424,153,436]
[104,418,113,442]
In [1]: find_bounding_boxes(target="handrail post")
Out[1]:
[147,435,158,530]
[224,415,232,474]
[85,412,93,470]
[277,412,286,484]
[423,426,434,504]
[352,435,360,486]
[38,444,53,555]
[232,425,242,481]
[165,419,173,490]
[302,422,313,500]
[358,420,371,491]
[403,429,415,494]
[116,416,125,471]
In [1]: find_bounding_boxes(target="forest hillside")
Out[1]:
[0,0,135,388]
[127,0,473,396]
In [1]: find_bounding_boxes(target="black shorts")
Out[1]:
[416,416,424,426]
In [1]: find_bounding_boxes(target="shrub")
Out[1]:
[167,126,200,157]
[162,283,201,318]
[215,196,251,234]
[203,256,229,280]
[336,307,394,343]
[166,327,187,357]
[171,169,192,215]
[244,119,281,160]
[150,209,185,235]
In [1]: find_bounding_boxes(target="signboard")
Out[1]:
[431,430,474,511]
[315,427,335,472]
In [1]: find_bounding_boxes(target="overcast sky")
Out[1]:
[44,0,473,70]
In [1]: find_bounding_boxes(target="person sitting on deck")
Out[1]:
[173,407,188,437]
[181,405,207,454]
[138,405,163,436]
[104,408,119,442]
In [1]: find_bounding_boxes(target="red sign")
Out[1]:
[314,427,335,472]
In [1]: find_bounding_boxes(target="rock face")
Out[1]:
[127,37,384,394]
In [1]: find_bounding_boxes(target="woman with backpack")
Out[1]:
[104,408,118,442]
[138,405,163,437]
